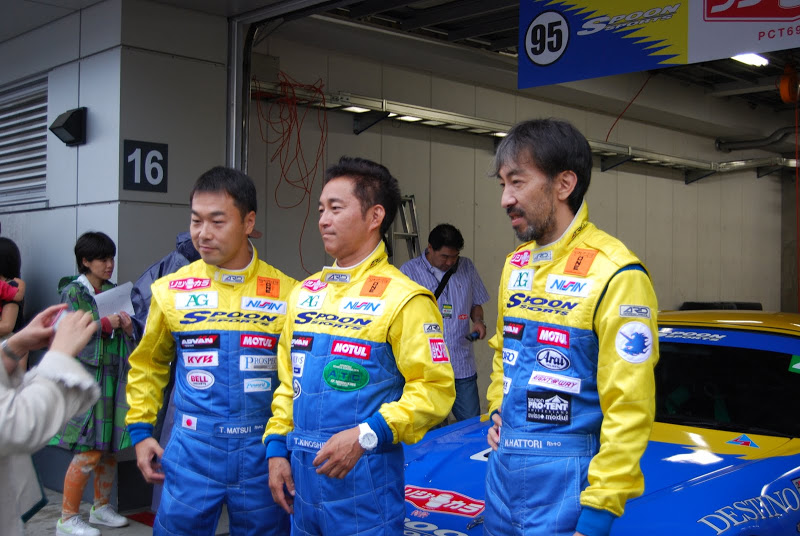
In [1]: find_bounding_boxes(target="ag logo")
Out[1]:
[175,291,218,310]
[323,359,369,391]
[508,269,534,291]
[297,291,326,310]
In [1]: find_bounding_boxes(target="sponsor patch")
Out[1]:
[244,378,272,392]
[257,277,280,298]
[658,328,726,342]
[503,321,525,340]
[546,274,592,298]
[169,278,211,291]
[297,290,326,310]
[502,348,518,366]
[181,414,197,430]
[428,338,449,363]
[179,334,219,349]
[292,352,305,376]
[331,340,371,360]
[183,351,219,367]
[240,354,277,371]
[528,371,581,394]
[789,355,800,375]
[536,347,571,371]
[241,297,287,314]
[404,485,485,518]
[240,333,277,350]
[532,250,553,263]
[360,276,391,297]
[458,314,468,320]
[423,323,442,334]
[293,378,301,399]
[302,279,328,292]
[509,250,530,268]
[620,305,651,319]
[564,248,597,277]
[526,391,571,424]
[502,376,511,395]
[187,370,215,390]
[508,269,534,291]
[339,297,385,316]
[323,359,369,391]
[616,322,653,363]
[175,291,218,310]
[726,434,759,448]
[291,335,314,350]
[221,273,245,284]
[324,272,351,283]
[536,326,569,348]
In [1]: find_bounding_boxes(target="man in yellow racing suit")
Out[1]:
[486,119,659,536]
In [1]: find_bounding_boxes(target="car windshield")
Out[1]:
[656,340,800,438]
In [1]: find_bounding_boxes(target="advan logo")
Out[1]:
[291,336,314,350]
[183,351,219,367]
[536,348,570,371]
[169,278,211,291]
[536,326,570,348]
[187,371,215,390]
[240,334,277,350]
[179,334,220,349]
[331,340,371,360]
[429,338,450,363]
[503,322,525,340]
[509,250,530,268]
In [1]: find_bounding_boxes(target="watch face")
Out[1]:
[360,431,378,450]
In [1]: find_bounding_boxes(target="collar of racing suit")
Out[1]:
[517,201,590,260]
[199,240,259,284]
[320,241,387,284]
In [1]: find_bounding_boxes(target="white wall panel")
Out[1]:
[671,181,699,309]
[0,14,79,86]
[47,63,81,207]
[615,171,647,263]
[432,77,474,116]
[697,177,723,302]
[720,176,744,301]
[328,55,382,97]
[586,168,618,237]
[383,66,431,107]
[81,0,121,57]
[645,176,674,304]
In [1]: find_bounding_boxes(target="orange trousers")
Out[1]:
[61,450,116,519]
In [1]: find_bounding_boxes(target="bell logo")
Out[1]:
[331,340,371,359]
[186,371,215,390]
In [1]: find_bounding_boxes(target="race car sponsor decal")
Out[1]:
[423,323,442,334]
[187,370,215,390]
[506,294,578,316]
[727,434,759,448]
[323,359,369,391]
[532,250,553,263]
[537,326,569,348]
[536,347,571,371]
[293,378,301,399]
[241,297,287,314]
[175,291,218,310]
[527,392,571,424]
[528,371,581,394]
[240,354,277,371]
[404,485,485,517]
[503,376,511,394]
[564,248,597,277]
[220,273,245,284]
[502,348,519,366]
[302,279,328,292]
[509,250,531,268]
[295,311,373,331]
[508,269,534,291]
[181,414,197,430]
[620,305,651,319]
[658,328,726,341]
[169,278,210,291]
[179,334,219,349]
[292,352,305,377]
[331,340,371,360]
[697,483,800,535]
[503,321,525,340]
[291,335,314,350]
[324,272,350,283]
[297,290,326,310]
[339,297,385,316]
[428,338,449,363]
[616,321,653,363]
[240,333,277,350]
[547,274,592,298]
[244,378,271,392]
[257,277,280,298]
[179,311,278,326]
[790,355,800,374]
[361,275,391,297]
[183,351,218,367]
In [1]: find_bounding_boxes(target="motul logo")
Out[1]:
[169,278,211,291]
[240,334,277,349]
[537,327,570,348]
[180,334,219,349]
[331,340,371,359]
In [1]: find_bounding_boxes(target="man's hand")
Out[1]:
[268,457,295,514]
[487,411,502,451]
[134,437,165,483]
[473,321,487,340]
[313,426,364,479]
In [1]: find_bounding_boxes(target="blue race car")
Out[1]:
[403,311,800,535]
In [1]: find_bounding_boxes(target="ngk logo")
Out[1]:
[240,334,277,349]
[183,351,219,367]
[169,278,211,291]
[537,327,570,348]
[404,485,485,517]
[331,340,371,360]
[179,334,219,349]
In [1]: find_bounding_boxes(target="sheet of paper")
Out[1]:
[94,281,134,318]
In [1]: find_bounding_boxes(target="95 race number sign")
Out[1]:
[123,139,168,192]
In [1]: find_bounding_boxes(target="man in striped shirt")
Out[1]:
[401,223,490,421]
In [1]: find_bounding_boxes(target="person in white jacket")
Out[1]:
[0,304,101,535]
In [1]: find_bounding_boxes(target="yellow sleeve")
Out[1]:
[486,268,508,414]
[264,310,295,441]
[379,294,456,445]
[581,267,659,516]
[124,290,175,426]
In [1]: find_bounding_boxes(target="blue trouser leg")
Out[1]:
[452,374,481,421]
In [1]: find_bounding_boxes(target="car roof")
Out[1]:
[658,310,800,337]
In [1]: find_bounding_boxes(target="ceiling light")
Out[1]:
[420,120,446,126]
[388,113,397,117]
[467,128,490,134]
[341,106,371,113]
[731,53,768,66]
[491,132,508,137]
[397,115,422,122]
[443,124,469,130]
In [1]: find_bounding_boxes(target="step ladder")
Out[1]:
[390,195,421,261]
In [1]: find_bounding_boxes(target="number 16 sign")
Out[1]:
[123,139,168,192]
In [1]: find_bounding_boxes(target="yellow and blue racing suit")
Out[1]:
[264,243,456,535]
[485,203,659,536]
[126,247,296,536]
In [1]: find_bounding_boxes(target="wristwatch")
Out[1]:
[1,339,24,362]
[358,422,378,451]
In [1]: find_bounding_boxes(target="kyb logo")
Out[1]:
[340,298,385,316]
[179,334,219,349]
[508,269,534,291]
[187,371,215,390]
[169,278,210,291]
[502,348,519,366]
[509,250,530,268]
[291,336,314,350]
[175,291,218,310]
[536,348,571,371]
[240,355,277,371]
[331,340,371,360]
[240,334,277,350]
[546,275,592,298]
[429,338,449,363]
[183,351,219,367]
[503,322,525,340]
[241,297,287,314]
[302,279,328,292]
[537,326,570,348]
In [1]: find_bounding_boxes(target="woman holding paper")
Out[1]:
[50,231,134,536]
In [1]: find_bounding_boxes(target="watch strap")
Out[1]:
[1,338,24,362]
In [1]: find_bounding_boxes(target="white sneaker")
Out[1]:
[56,516,101,536]
[89,504,129,528]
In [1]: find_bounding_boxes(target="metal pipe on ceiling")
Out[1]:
[716,126,795,152]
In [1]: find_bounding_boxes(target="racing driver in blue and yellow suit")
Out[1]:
[265,156,456,535]
[485,119,659,536]
[126,167,296,536]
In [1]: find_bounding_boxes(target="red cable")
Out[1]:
[606,72,654,142]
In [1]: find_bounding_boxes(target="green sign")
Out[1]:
[788,355,800,374]
[324,359,369,391]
